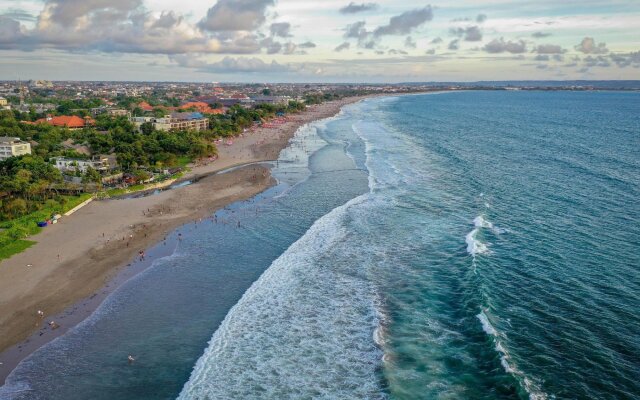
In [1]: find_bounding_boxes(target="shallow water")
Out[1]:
[2,92,639,400]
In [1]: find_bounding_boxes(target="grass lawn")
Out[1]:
[0,240,35,261]
[176,156,193,167]
[0,193,93,261]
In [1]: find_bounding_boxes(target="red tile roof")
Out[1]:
[179,102,225,115]
[138,101,155,112]
[35,115,89,128]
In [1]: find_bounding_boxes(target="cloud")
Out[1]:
[451,26,482,42]
[534,54,549,61]
[426,48,435,55]
[405,36,417,49]
[0,16,26,46]
[534,44,564,54]
[339,2,378,14]
[575,37,608,54]
[373,6,433,36]
[483,37,527,54]
[198,0,274,32]
[298,41,316,49]
[532,31,551,38]
[334,42,350,52]
[476,14,487,23]
[0,0,292,55]
[583,55,610,68]
[151,11,183,29]
[610,51,640,68]
[172,55,293,73]
[388,49,408,55]
[448,39,459,50]
[261,37,282,54]
[43,0,143,25]
[0,9,37,22]
[0,1,231,54]
[430,37,442,44]
[282,42,297,55]
[270,22,292,38]
[344,20,367,40]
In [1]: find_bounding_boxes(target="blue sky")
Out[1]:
[0,0,639,82]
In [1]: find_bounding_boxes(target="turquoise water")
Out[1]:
[2,91,639,399]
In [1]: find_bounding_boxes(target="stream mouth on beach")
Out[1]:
[119,161,278,200]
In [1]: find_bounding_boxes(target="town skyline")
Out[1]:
[1,0,639,82]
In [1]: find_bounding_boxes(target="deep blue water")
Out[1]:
[1,91,639,399]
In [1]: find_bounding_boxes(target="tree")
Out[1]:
[4,198,27,218]
[140,122,154,135]
[83,166,102,184]
[132,169,150,183]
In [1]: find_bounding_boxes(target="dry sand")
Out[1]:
[0,97,365,382]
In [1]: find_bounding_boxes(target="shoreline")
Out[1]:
[0,96,369,384]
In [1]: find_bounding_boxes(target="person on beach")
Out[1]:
[37,310,44,318]
[128,355,135,364]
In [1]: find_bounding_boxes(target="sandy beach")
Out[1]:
[0,97,364,382]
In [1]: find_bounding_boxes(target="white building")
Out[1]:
[53,155,116,174]
[131,113,209,132]
[0,97,7,107]
[0,137,32,160]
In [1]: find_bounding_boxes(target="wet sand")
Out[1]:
[0,97,366,383]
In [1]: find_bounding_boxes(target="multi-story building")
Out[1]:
[131,112,209,132]
[91,107,131,118]
[0,137,32,160]
[0,97,7,107]
[250,95,292,106]
[53,155,117,174]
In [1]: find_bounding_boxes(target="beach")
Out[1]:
[0,97,363,382]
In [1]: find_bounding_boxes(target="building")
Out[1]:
[91,107,131,118]
[0,137,32,160]
[29,80,54,89]
[14,103,56,113]
[138,101,155,112]
[178,102,224,115]
[0,97,7,107]
[251,95,292,106]
[208,94,254,108]
[131,112,209,132]
[53,155,116,174]
[34,115,95,129]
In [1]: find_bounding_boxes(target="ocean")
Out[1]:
[1,91,639,399]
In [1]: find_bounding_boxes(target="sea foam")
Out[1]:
[178,193,384,399]
[477,311,549,400]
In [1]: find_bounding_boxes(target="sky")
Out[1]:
[0,0,639,82]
